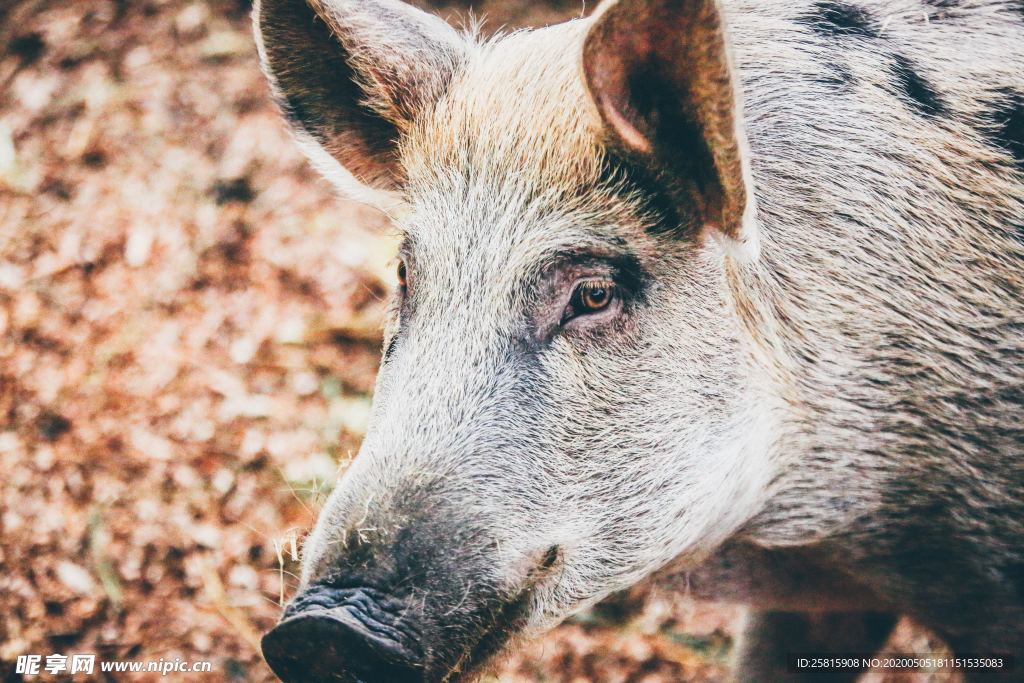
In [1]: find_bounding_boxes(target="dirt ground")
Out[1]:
[0,1,952,681]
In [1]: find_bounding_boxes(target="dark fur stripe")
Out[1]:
[797,1,880,38]
[889,54,946,118]
[985,90,1024,167]
[922,0,961,19]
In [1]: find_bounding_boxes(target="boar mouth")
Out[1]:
[440,589,532,682]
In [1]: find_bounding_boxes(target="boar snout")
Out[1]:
[261,584,424,683]
[265,496,565,682]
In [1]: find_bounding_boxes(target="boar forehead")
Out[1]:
[406,23,602,188]
[400,23,620,228]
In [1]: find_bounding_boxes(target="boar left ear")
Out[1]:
[254,0,467,211]
[582,0,759,260]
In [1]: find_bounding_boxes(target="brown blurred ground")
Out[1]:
[0,1,946,681]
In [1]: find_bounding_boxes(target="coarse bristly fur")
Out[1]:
[253,0,1023,680]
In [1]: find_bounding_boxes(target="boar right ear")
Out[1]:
[582,0,759,260]
[254,0,466,209]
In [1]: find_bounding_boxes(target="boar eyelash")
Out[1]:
[577,279,617,291]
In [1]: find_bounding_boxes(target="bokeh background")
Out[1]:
[0,1,946,680]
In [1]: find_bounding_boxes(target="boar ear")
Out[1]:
[254,0,465,209]
[582,0,759,260]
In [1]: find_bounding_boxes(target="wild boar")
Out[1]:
[253,0,1024,680]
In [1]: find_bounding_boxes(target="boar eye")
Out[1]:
[565,279,617,323]
[397,260,408,291]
